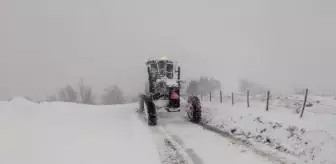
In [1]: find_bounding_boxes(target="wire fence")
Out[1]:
[188,89,336,118]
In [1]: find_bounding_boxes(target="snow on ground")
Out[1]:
[200,96,336,164]
[0,96,296,164]
[155,109,275,164]
[137,112,191,164]
[150,127,189,164]
[0,97,161,164]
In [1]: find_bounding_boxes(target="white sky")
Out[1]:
[1,0,335,100]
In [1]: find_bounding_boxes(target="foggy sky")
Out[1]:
[1,0,336,100]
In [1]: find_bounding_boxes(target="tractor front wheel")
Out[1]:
[187,96,202,123]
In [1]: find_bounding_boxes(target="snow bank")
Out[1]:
[201,99,336,164]
[9,96,37,106]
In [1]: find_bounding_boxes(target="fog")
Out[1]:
[1,0,335,100]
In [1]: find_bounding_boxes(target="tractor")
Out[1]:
[138,57,202,126]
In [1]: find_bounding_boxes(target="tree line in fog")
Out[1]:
[46,79,127,105]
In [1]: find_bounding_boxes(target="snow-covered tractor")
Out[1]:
[138,57,202,126]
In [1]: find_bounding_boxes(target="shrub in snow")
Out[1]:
[78,79,95,105]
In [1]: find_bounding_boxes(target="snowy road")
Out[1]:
[155,110,274,164]
[1,98,275,164]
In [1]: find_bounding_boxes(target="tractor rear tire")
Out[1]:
[138,95,145,113]
[138,95,157,126]
[145,97,157,126]
[187,96,202,123]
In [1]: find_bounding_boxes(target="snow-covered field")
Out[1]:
[200,95,336,164]
[0,97,161,164]
[0,97,277,164]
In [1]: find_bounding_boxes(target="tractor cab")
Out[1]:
[146,57,179,81]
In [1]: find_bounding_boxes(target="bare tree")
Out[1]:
[239,79,249,92]
[186,80,199,96]
[78,79,95,104]
[130,94,140,103]
[59,85,77,102]
[198,76,221,93]
[46,94,58,102]
[186,76,221,96]
[239,78,266,95]
[101,85,125,105]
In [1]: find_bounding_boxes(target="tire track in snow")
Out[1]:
[150,126,189,164]
[157,126,203,164]
[155,110,205,164]
[136,110,196,164]
[168,134,204,164]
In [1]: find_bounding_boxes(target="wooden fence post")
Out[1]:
[231,92,234,105]
[300,89,309,118]
[210,92,212,102]
[266,91,270,111]
[247,90,250,108]
[220,90,223,103]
